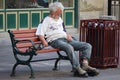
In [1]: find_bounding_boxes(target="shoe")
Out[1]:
[73,69,88,77]
[73,66,88,77]
[86,68,99,76]
[81,60,99,76]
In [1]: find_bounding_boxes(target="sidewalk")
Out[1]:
[0,31,120,80]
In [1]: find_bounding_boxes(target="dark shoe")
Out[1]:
[86,69,99,76]
[73,69,88,77]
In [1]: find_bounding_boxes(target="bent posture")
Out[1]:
[36,2,99,77]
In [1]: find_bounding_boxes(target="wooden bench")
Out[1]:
[8,29,69,78]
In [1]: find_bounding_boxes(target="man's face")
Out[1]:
[54,8,62,19]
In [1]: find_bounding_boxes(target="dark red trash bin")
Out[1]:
[80,19,120,68]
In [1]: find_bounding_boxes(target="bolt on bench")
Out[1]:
[8,29,70,78]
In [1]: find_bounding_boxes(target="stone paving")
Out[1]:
[0,32,120,80]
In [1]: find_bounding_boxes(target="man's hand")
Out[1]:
[38,35,49,47]
[43,41,49,47]
[66,33,72,42]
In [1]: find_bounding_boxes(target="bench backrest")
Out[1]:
[8,29,60,54]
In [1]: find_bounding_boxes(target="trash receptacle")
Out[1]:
[80,19,120,68]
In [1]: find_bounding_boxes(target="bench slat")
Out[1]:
[15,37,39,42]
[16,43,33,48]
[12,29,36,34]
[16,41,41,48]
[18,48,60,54]
[14,33,36,38]
[36,48,60,53]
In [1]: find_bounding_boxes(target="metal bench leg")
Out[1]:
[28,63,35,78]
[10,63,18,77]
[53,58,61,70]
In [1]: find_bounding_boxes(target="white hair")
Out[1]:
[49,2,64,12]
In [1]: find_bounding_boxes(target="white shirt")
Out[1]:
[36,16,67,42]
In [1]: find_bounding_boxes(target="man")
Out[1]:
[36,2,99,77]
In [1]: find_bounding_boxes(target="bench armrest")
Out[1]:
[14,39,37,55]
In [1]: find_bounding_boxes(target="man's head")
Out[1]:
[49,2,64,19]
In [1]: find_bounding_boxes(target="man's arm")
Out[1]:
[62,22,72,42]
[38,35,48,47]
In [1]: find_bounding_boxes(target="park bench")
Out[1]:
[8,29,70,78]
